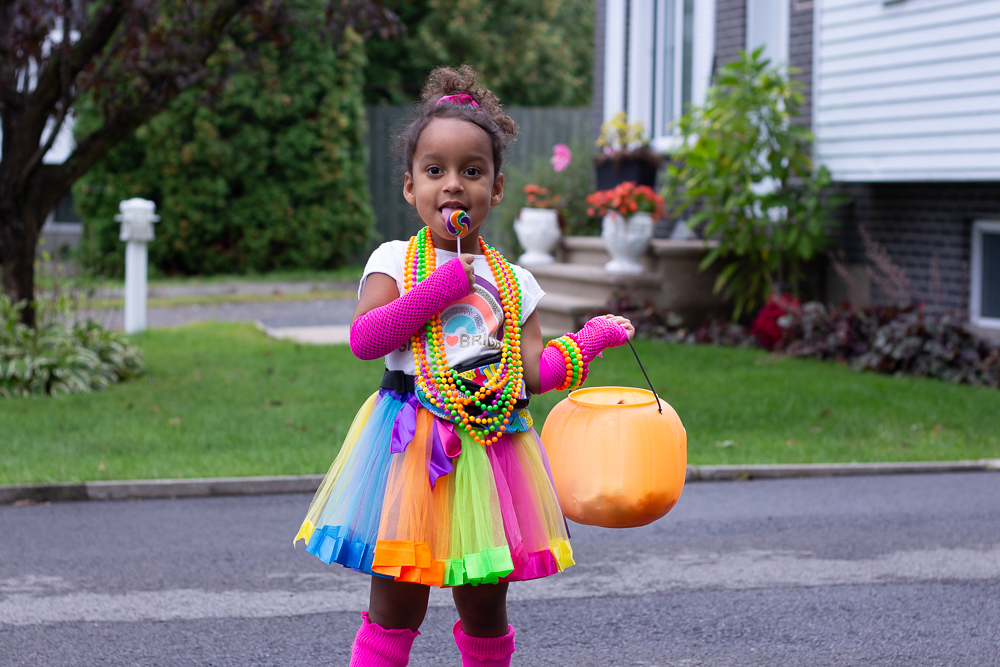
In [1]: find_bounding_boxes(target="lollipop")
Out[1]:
[443,209,471,253]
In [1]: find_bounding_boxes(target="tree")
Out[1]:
[0,0,396,327]
[74,10,373,277]
[363,0,593,106]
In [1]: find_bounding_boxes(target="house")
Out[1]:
[594,0,1000,334]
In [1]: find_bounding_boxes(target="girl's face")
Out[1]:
[403,117,504,252]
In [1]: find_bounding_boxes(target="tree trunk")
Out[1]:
[0,200,41,328]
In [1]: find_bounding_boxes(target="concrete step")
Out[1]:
[535,292,606,338]
[559,236,609,267]
[526,262,663,305]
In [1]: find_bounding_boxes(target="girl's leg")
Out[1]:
[349,577,429,667]
[369,576,430,631]
[452,582,516,667]
[452,581,509,636]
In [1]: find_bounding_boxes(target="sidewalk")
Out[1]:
[77,279,358,344]
[4,460,998,505]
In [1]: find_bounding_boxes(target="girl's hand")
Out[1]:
[602,313,636,341]
[459,253,476,291]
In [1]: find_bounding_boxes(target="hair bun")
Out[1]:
[420,65,517,141]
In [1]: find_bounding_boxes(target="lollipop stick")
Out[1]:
[457,236,461,255]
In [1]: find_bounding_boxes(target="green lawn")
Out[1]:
[3,322,998,485]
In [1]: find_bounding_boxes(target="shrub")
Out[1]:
[666,49,845,320]
[0,295,144,398]
[600,295,1000,389]
[780,303,1000,388]
[74,11,373,278]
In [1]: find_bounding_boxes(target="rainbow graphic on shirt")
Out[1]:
[439,276,505,350]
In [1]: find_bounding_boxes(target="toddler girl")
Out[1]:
[295,65,635,667]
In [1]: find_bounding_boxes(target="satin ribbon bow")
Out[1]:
[391,396,462,487]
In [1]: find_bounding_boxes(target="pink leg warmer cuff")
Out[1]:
[453,621,516,667]
[349,611,420,667]
[350,257,470,361]
[539,316,629,393]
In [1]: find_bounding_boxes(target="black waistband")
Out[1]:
[380,370,415,394]
[380,369,530,412]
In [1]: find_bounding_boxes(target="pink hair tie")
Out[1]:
[437,94,479,108]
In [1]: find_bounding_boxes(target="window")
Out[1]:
[970,220,1000,329]
[603,0,714,151]
[746,0,789,69]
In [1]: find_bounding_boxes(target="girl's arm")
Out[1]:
[349,256,475,361]
[534,315,635,394]
[521,311,544,395]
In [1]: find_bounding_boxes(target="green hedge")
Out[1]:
[75,13,373,278]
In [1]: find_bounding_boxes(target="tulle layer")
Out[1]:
[295,390,574,586]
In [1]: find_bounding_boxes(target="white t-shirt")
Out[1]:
[359,240,545,374]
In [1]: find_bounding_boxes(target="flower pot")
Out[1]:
[514,207,561,266]
[601,211,654,275]
[594,157,659,190]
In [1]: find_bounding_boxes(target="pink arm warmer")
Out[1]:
[349,258,470,361]
[538,317,630,393]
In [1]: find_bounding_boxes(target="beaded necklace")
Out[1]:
[404,227,523,446]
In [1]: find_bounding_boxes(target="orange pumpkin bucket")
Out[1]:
[540,386,687,528]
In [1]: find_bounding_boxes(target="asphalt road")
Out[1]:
[2,472,998,666]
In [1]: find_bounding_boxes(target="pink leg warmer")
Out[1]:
[539,316,630,393]
[349,611,420,667]
[453,621,516,667]
[350,257,470,361]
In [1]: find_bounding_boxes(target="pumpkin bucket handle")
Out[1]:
[625,338,662,414]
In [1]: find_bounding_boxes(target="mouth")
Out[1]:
[439,203,467,223]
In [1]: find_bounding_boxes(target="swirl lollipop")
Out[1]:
[444,209,471,254]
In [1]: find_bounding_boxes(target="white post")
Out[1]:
[116,198,159,335]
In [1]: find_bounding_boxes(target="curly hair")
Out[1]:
[396,65,518,180]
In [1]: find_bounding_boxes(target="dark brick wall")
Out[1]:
[789,0,812,129]
[593,0,607,139]
[832,183,1000,315]
[715,0,746,69]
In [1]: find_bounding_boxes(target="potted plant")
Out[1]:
[514,183,563,265]
[593,112,662,189]
[586,181,665,275]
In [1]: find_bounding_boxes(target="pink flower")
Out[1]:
[550,143,572,172]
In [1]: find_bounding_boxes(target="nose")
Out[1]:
[443,170,464,193]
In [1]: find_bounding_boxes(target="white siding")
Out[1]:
[813,0,1000,181]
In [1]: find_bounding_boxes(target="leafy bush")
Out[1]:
[778,303,1000,388]
[364,0,594,106]
[74,11,373,278]
[0,295,144,398]
[602,295,1000,389]
[666,49,845,319]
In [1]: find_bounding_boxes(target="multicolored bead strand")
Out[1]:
[546,334,586,391]
[404,228,524,446]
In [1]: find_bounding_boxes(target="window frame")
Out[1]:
[604,0,704,153]
[970,219,1000,329]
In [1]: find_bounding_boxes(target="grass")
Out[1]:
[3,323,998,485]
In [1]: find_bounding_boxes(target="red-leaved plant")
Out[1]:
[586,181,665,220]
[751,293,801,351]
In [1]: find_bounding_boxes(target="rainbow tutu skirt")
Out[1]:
[294,389,575,587]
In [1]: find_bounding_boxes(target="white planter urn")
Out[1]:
[601,211,654,275]
[514,207,561,266]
